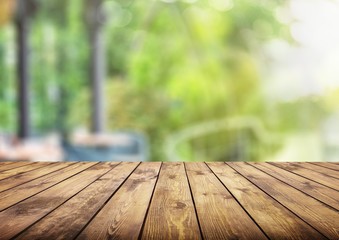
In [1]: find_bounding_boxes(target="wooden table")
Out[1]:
[0,161,338,240]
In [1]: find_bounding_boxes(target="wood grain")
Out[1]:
[185,162,267,240]
[311,162,339,171]
[271,162,339,190]
[228,162,339,240]
[0,162,96,211]
[76,162,161,240]
[250,162,339,210]
[0,162,16,167]
[0,162,30,172]
[0,162,73,192]
[0,162,337,240]
[15,162,139,240]
[0,162,51,181]
[141,162,201,240]
[0,162,118,240]
[300,163,339,179]
[208,162,326,240]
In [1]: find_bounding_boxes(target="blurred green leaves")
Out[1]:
[1,0,333,161]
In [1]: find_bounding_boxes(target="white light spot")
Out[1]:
[209,0,233,12]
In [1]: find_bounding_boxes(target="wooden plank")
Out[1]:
[15,162,139,240]
[311,162,339,171]
[208,162,326,239]
[0,162,15,165]
[0,162,118,240]
[0,162,74,192]
[250,162,339,210]
[0,161,33,172]
[185,162,267,240]
[76,162,161,240]
[0,162,51,181]
[0,162,96,211]
[301,163,339,179]
[271,162,339,190]
[228,162,339,240]
[0,162,33,174]
[141,162,201,240]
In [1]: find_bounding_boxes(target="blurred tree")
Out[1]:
[85,0,106,133]
[31,0,89,136]
[15,0,38,139]
[2,0,327,162]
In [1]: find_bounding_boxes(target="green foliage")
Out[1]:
[0,25,16,132]
[31,0,89,133]
[0,0,328,161]
[104,0,287,160]
[106,80,173,160]
[274,98,327,132]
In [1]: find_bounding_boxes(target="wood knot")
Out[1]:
[175,201,187,209]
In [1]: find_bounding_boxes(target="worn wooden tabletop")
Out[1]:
[0,161,338,240]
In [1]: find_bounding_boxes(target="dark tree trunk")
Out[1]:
[16,0,31,140]
[90,27,106,133]
[86,0,106,134]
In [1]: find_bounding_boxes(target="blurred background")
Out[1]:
[0,0,339,162]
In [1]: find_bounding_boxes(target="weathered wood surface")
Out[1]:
[0,161,337,240]
[249,162,339,210]
[271,162,339,190]
[141,162,201,240]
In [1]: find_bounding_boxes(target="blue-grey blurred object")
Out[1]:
[62,131,149,162]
